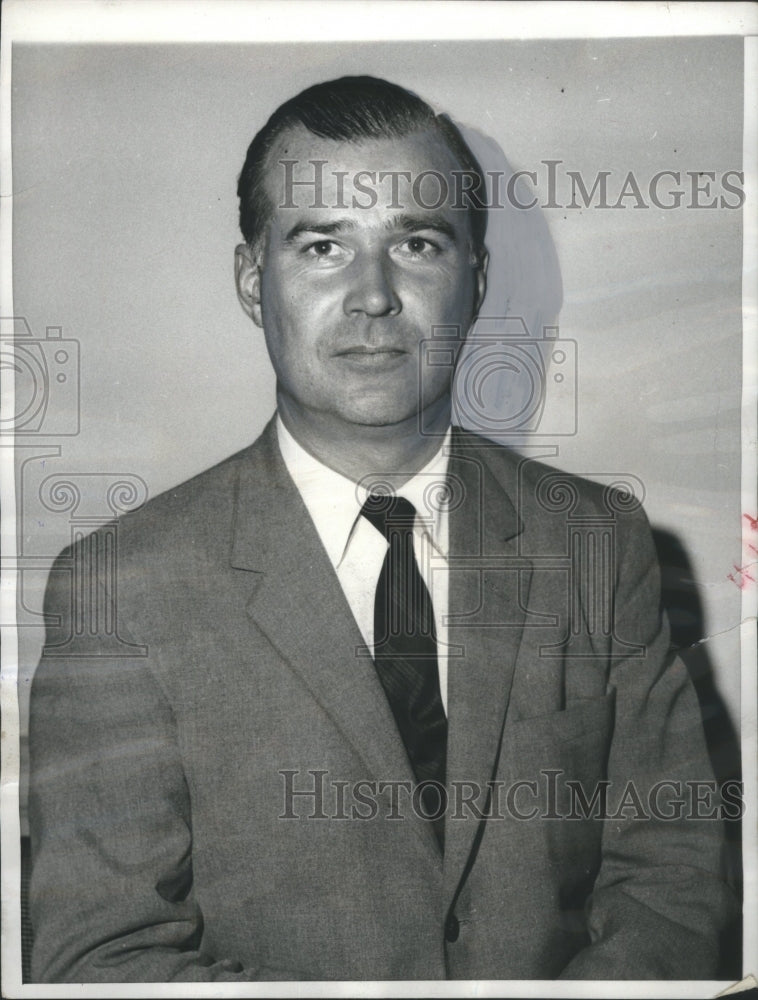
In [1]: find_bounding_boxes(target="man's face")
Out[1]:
[235,124,487,430]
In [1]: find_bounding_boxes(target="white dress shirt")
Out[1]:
[276,417,451,713]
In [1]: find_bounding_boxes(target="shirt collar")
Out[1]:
[276,416,451,567]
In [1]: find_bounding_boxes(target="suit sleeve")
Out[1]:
[558,503,738,979]
[28,549,305,983]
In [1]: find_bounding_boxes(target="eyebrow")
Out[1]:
[282,213,458,244]
[390,213,458,243]
[283,219,357,242]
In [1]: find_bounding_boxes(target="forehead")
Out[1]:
[262,123,469,225]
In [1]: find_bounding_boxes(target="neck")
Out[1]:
[277,393,451,483]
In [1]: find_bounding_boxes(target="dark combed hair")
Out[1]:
[237,75,487,257]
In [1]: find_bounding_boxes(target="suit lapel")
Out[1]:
[444,431,534,892]
[229,421,441,863]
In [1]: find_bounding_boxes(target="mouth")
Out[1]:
[332,346,410,369]
[334,346,408,357]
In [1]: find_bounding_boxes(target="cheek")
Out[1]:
[263,265,343,324]
[261,275,308,338]
[447,261,477,304]
[408,267,476,321]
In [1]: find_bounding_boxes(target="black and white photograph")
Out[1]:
[1,2,756,996]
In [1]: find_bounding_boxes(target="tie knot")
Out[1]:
[360,494,417,539]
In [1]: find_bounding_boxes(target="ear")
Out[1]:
[235,243,263,328]
[473,249,489,316]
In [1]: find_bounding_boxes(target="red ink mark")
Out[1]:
[728,564,756,589]
[730,516,758,585]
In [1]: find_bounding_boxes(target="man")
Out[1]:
[28,76,735,982]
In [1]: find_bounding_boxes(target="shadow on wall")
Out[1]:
[652,526,743,980]
[452,126,564,448]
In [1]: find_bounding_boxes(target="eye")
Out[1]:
[398,236,440,256]
[306,240,338,257]
[301,239,350,265]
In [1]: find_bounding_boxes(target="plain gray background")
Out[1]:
[11,38,744,826]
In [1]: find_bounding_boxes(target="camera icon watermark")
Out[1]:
[0,317,80,435]
[419,317,577,438]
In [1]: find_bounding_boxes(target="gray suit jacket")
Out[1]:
[28,421,736,981]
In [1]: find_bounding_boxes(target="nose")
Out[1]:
[343,253,401,317]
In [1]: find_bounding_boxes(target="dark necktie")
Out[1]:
[361,494,448,848]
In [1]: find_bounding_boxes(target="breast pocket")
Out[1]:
[498,692,615,823]
[491,692,616,901]
[500,691,615,778]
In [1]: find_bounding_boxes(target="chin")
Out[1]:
[336,402,418,428]
[343,412,416,429]
[334,390,452,431]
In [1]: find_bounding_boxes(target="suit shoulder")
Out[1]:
[124,439,266,557]
[49,439,259,574]
[455,428,609,509]
[131,442,253,522]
